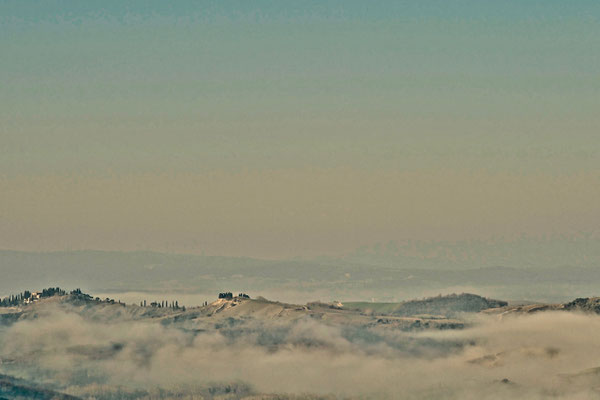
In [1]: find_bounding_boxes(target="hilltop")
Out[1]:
[479,296,600,317]
[7,288,600,327]
[0,288,476,333]
[344,293,507,317]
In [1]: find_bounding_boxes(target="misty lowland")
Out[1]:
[2,253,600,399]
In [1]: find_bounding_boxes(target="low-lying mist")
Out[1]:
[2,303,600,399]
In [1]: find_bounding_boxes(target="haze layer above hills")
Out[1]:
[2,250,600,304]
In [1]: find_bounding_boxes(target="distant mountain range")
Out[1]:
[340,236,600,269]
[2,250,600,303]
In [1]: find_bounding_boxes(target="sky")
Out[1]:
[1,1,599,259]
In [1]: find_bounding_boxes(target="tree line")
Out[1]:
[0,287,127,307]
[139,299,185,311]
[0,287,69,307]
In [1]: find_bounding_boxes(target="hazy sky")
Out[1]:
[1,1,599,258]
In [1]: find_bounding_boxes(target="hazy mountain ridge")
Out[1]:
[2,250,600,304]
[345,293,507,317]
[342,236,600,269]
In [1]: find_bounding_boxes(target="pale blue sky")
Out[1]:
[1,1,599,258]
